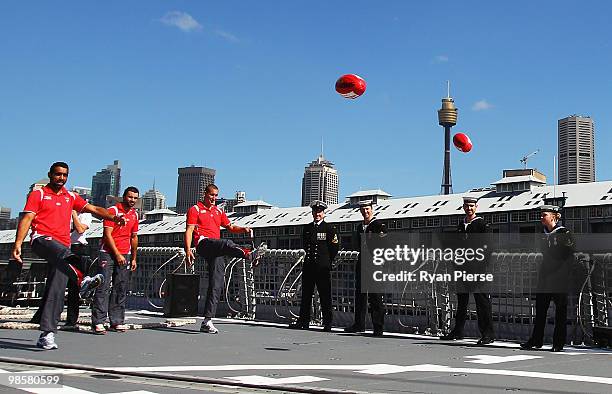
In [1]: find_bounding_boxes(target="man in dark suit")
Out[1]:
[345,200,386,336]
[441,196,495,345]
[289,200,339,331]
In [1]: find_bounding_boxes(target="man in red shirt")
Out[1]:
[91,187,140,334]
[12,162,125,350]
[185,184,265,334]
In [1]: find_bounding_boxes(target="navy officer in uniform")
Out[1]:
[521,205,575,352]
[345,200,386,336]
[441,196,495,345]
[290,200,339,331]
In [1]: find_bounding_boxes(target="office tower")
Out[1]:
[175,166,216,214]
[142,183,167,212]
[91,160,121,207]
[301,154,339,207]
[558,115,595,184]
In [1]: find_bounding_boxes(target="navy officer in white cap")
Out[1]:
[521,204,575,352]
[290,200,339,331]
[344,200,386,336]
[441,196,495,345]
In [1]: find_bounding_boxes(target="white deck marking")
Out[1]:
[226,375,328,385]
[464,355,542,364]
[15,363,612,386]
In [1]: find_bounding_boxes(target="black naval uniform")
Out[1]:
[523,223,574,351]
[295,220,339,329]
[348,218,386,335]
[445,216,495,341]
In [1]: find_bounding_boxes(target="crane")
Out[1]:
[520,149,540,169]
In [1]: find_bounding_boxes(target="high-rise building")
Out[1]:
[301,154,339,207]
[558,115,595,184]
[142,183,167,212]
[91,160,121,207]
[175,166,216,214]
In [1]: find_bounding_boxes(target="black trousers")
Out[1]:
[30,237,85,333]
[297,264,332,326]
[91,251,131,326]
[196,238,247,318]
[31,243,90,325]
[353,261,384,331]
[530,293,568,348]
[451,292,495,338]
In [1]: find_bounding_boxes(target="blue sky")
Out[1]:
[1,1,611,216]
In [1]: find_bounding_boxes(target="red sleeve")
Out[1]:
[23,189,43,213]
[103,206,118,228]
[186,206,198,226]
[220,210,230,227]
[73,194,87,212]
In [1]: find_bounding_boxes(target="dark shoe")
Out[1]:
[344,325,365,333]
[373,330,384,337]
[551,346,564,352]
[520,339,542,350]
[477,337,495,345]
[289,322,308,330]
[322,325,332,332]
[440,332,464,340]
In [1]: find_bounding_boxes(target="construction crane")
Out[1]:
[520,149,540,169]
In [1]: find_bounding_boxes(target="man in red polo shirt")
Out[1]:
[12,162,125,350]
[185,184,266,334]
[91,186,140,335]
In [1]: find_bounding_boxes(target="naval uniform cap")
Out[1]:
[540,204,560,213]
[310,200,328,211]
[462,196,478,204]
[358,200,374,208]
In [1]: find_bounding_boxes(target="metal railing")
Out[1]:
[2,247,611,345]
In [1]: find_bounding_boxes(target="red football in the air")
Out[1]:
[335,74,366,99]
[453,133,473,153]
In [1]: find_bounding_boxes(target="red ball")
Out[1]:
[453,133,473,153]
[335,74,366,99]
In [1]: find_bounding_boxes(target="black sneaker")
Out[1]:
[477,337,495,345]
[440,332,464,340]
[520,339,543,350]
[289,321,309,330]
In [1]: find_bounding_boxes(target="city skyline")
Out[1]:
[2,2,611,216]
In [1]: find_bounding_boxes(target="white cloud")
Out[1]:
[160,11,202,32]
[214,29,239,43]
[434,55,449,63]
[472,99,494,111]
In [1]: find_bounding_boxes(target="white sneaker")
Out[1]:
[80,274,104,299]
[249,243,268,267]
[36,332,58,350]
[200,319,219,334]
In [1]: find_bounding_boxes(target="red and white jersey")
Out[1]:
[186,201,230,244]
[23,185,88,247]
[101,203,139,255]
